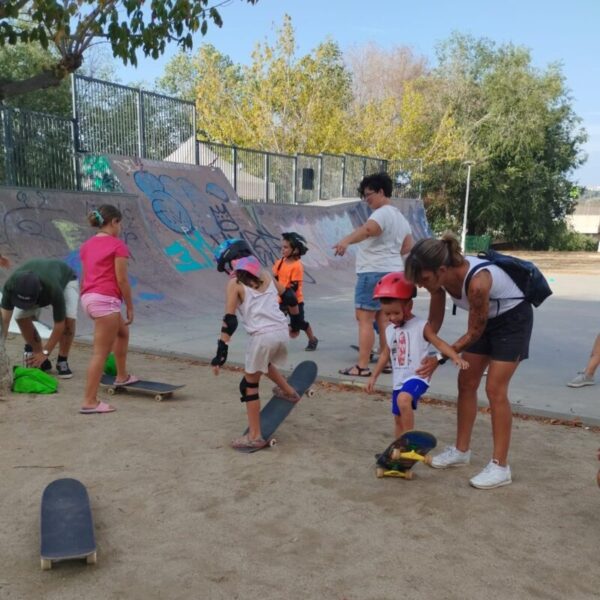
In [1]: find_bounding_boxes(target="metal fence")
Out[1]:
[73,75,196,162]
[0,106,77,190]
[1,74,422,202]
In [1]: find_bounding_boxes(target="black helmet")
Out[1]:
[282,232,308,256]
[213,238,253,273]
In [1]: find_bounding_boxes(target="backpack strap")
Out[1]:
[464,261,493,296]
[464,260,524,316]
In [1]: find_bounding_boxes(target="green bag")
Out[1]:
[12,366,58,394]
[104,352,117,376]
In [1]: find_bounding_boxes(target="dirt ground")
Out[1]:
[0,334,599,600]
[508,250,600,275]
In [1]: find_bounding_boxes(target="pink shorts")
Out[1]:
[81,293,122,319]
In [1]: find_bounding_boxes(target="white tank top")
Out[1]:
[450,256,523,318]
[385,316,431,388]
[237,280,289,336]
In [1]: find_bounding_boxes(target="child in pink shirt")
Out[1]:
[79,204,137,414]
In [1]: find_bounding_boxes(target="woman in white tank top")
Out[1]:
[404,234,534,490]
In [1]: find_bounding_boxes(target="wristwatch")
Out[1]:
[435,352,448,365]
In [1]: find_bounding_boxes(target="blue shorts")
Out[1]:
[355,272,388,311]
[391,378,429,416]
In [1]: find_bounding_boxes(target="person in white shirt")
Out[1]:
[333,172,414,378]
[365,272,468,437]
[405,234,535,490]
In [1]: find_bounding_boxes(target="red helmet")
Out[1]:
[372,272,416,300]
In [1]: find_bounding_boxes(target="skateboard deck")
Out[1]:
[238,360,318,453]
[375,430,437,480]
[40,478,96,570]
[100,374,185,401]
[350,344,378,363]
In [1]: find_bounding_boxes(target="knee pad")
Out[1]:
[239,376,259,403]
[299,319,310,332]
[281,288,298,308]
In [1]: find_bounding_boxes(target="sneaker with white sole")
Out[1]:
[567,372,595,388]
[469,460,512,489]
[430,446,471,469]
[56,361,73,379]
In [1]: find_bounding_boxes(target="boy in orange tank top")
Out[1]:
[273,232,318,351]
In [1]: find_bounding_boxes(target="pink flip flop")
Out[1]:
[114,374,140,386]
[79,401,116,414]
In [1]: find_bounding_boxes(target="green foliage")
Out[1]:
[0,0,258,99]
[420,34,587,250]
[548,225,598,251]
[0,42,71,114]
[161,15,353,155]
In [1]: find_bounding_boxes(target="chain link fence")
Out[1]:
[1,74,422,203]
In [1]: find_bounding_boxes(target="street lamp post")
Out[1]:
[460,161,474,253]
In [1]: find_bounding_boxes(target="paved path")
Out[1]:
[121,270,600,425]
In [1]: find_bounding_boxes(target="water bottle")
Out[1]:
[23,344,33,367]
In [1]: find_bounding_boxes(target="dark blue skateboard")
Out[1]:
[375,431,437,480]
[40,478,96,570]
[239,360,318,453]
[100,374,185,401]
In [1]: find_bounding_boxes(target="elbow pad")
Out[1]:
[281,288,298,308]
[221,313,238,336]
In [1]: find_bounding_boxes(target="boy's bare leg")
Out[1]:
[584,334,600,377]
[16,317,42,351]
[396,392,415,433]
[267,363,297,397]
[58,317,76,357]
[305,324,318,343]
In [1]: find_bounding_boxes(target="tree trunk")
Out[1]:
[0,68,68,101]
[0,338,12,398]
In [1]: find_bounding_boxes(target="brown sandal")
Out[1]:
[338,364,372,377]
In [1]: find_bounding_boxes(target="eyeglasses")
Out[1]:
[361,191,377,200]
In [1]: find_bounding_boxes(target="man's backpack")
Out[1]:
[464,250,552,308]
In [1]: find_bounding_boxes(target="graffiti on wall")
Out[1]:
[133,171,290,276]
[80,155,123,192]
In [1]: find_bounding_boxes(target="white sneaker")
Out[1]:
[567,372,595,388]
[469,460,512,489]
[430,446,471,469]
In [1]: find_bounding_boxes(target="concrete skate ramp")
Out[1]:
[0,154,430,333]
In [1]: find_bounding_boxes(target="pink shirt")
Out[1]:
[80,235,129,299]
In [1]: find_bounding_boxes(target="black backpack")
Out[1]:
[464,250,552,308]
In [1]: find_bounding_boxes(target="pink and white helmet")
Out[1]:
[231,256,262,278]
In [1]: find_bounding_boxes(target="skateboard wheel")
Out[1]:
[86,552,97,565]
[154,394,163,402]
[404,471,414,480]
[306,388,315,398]
[376,467,385,478]
[41,558,52,570]
[107,387,115,396]
[269,438,277,447]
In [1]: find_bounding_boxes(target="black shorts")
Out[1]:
[279,301,306,320]
[465,301,533,362]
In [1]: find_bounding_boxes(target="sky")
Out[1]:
[115,0,600,187]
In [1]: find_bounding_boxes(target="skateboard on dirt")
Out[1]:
[375,430,437,480]
[100,374,185,402]
[238,360,318,453]
[40,478,97,570]
[350,344,378,363]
